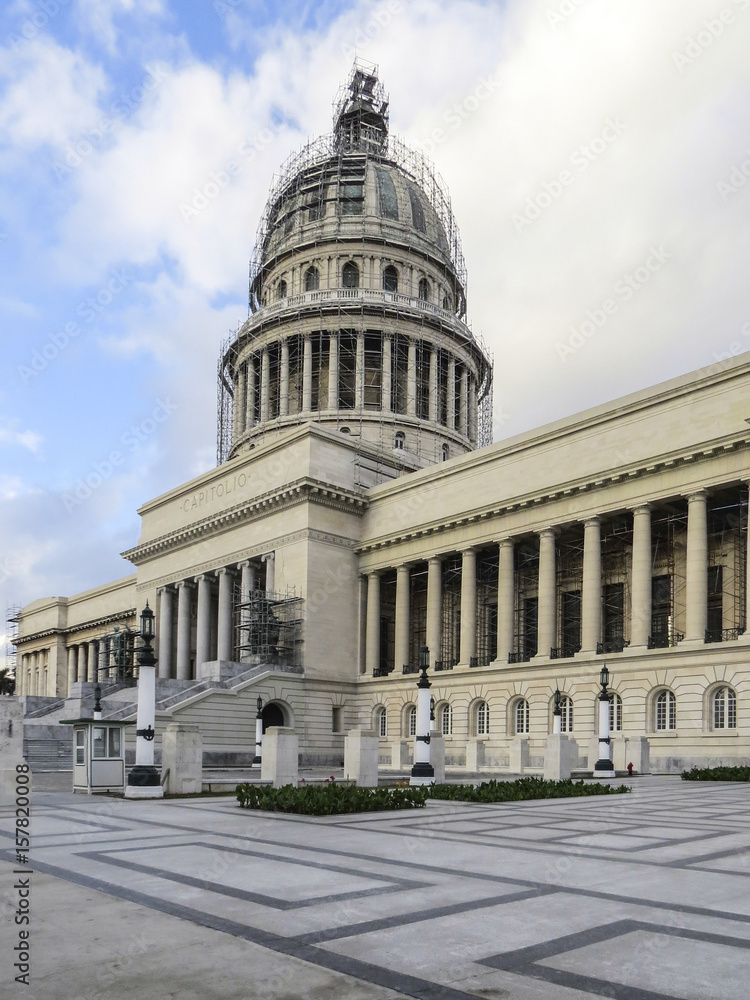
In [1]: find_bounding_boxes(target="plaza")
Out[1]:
[2,777,750,998]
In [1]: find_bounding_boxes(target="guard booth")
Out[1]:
[60,719,135,794]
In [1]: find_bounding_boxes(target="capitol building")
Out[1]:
[14,65,750,775]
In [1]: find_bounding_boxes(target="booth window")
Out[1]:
[75,729,85,765]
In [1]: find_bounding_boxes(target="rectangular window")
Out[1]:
[108,728,121,758]
[523,597,538,660]
[92,727,106,759]
[75,729,85,765]
[340,182,363,215]
[561,590,581,656]
[651,575,672,641]
[332,706,343,733]
[707,566,723,639]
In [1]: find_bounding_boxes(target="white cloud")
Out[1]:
[0,423,42,452]
[73,0,166,55]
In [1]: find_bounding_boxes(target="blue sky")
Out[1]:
[1,0,749,666]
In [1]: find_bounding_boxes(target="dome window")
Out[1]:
[441,444,449,461]
[442,294,452,311]
[277,280,287,300]
[418,278,431,302]
[304,267,320,292]
[408,184,426,233]
[382,265,398,293]
[340,181,363,215]
[394,431,405,450]
[376,167,399,221]
[342,262,359,289]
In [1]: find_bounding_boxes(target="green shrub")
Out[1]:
[427,776,631,803]
[236,781,427,815]
[682,765,750,781]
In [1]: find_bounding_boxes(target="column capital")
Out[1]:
[261,552,275,564]
[685,490,708,503]
[495,536,515,549]
[237,560,251,570]
[460,546,477,557]
[427,554,444,565]
[583,516,601,528]
[175,580,194,591]
[537,526,557,539]
[366,568,382,579]
[215,567,231,577]
[631,503,651,516]
[195,573,212,583]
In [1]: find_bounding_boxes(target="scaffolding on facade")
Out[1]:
[552,535,583,659]
[650,507,687,648]
[511,541,539,663]
[94,623,138,686]
[232,586,304,667]
[4,605,20,690]
[706,485,747,642]
[599,514,632,654]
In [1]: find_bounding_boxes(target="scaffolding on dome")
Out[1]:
[5,605,21,687]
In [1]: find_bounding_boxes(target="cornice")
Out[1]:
[14,609,137,647]
[122,478,366,566]
[357,434,750,554]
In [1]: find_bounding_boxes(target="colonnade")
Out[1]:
[233,332,478,443]
[16,648,50,697]
[364,490,750,674]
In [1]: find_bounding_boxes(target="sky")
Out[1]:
[1,0,749,668]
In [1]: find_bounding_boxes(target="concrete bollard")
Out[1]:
[429,731,445,783]
[466,738,486,771]
[161,723,203,795]
[0,699,25,805]
[344,729,379,786]
[625,736,650,774]
[509,736,530,774]
[261,727,298,787]
[544,733,576,781]
[390,740,409,769]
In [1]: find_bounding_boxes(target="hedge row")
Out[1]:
[682,765,750,781]
[427,777,631,803]
[236,776,630,814]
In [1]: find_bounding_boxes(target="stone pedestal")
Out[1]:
[429,731,445,784]
[344,729,379,787]
[161,723,203,795]
[625,736,650,774]
[390,740,409,769]
[509,737,530,774]
[544,734,576,781]
[0,699,25,805]
[261,727,298,787]
[466,738,486,771]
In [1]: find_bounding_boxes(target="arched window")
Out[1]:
[382,265,398,293]
[609,693,623,732]
[394,431,405,450]
[304,266,319,292]
[376,706,387,738]
[277,279,287,300]
[442,294,452,311]
[655,690,676,731]
[342,261,359,289]
[560,696,574,733]
[440,703,453,736]
[441,443,450,462]
[514,698,529,735]
[407,704,417,737]
[713,687,736,730]
[418,277,431,301]
[476,700,489,736]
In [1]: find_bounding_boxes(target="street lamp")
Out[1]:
[253,696,263,767]
[410,646,434,786]
[552,687,562,734]
[593,664,616,779]
[125,602,163,798]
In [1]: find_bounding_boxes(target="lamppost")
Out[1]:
[125,603,164,799]
[410,646,434,786]
[593,664,616,778]
[552,687,562,734]
[253,696,263,767]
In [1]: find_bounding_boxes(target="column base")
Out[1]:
[593,761,616,778]
[409,776,435,786]
[410,762,434,785]
[126,765,163,796]
[252,756,261,767]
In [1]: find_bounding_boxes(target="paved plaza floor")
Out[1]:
[2,777,750,999]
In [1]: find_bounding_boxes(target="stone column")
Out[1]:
[279,339,290,417]
[406,339,417,417]
[459,367,468,436]
[246,358,256,429]
[365,572,381,674]
[536,528,556,658]
[426,557,442,668]
[17,654,25,696]
[581,517,602,653]
[175,581,193,680]
[459,548,477,664]
[630,505,652,647]
[394,564,410,670]
[260,348,270,422]
[217,568,234,662]
[263,552,275,594]
[77,643,87,683]
[302,335,313,411]
[158,587,174,679]
[87,640,97,683]
[355,332,365,409]
[496,538,515,662]
[237,364,248,437]
[382,335,392,413]
[327,334,339,410]
[745,483,750,641]
[685,491,708,641]
[428,346,438,423]
[66,645,77,695]
[447,356,456,431]
[239,561,256,662]
[195,575,212,669]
